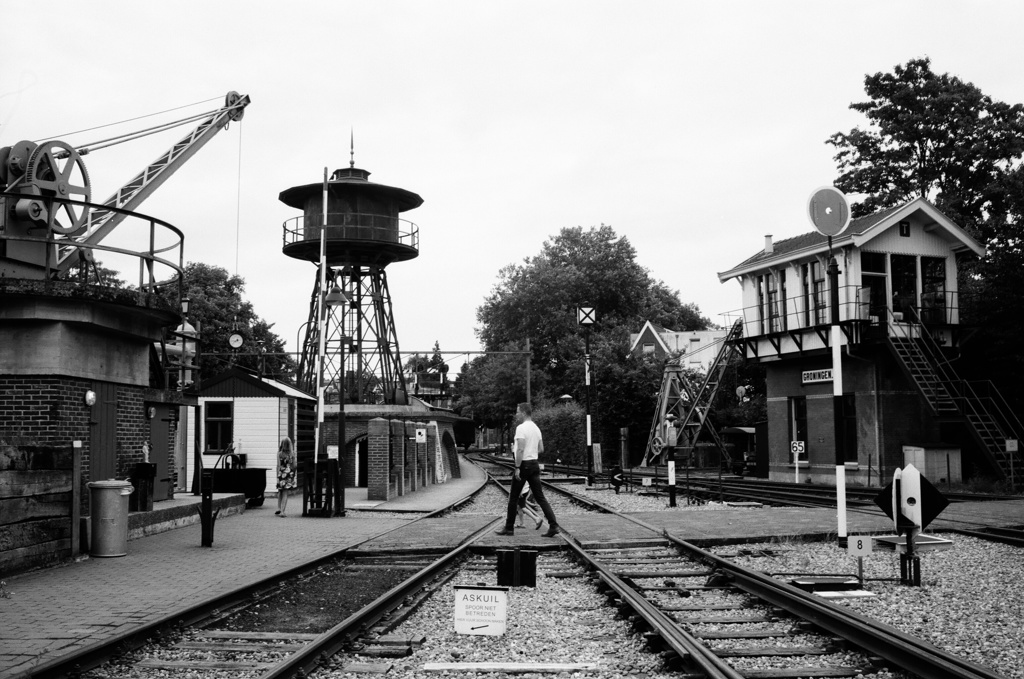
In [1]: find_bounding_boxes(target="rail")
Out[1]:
[281,212,419,250]
[0,190,185,302]
[719,285,963,339]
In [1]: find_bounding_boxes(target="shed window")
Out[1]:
[205,401,233,452]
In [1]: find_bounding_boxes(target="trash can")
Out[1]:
[129,463,156,512]
[88,479,134,557]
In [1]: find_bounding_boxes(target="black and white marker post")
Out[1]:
[807,187,852,546]
[873,463,950,586]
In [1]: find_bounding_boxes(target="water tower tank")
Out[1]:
[280,165,422,266]
[280,160,424,406]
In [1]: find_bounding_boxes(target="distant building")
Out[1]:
[718,197,1021,485]
[629,321,729,373]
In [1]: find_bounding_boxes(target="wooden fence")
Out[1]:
[0,442,80,576]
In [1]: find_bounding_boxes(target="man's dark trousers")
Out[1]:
[504,459,557,529]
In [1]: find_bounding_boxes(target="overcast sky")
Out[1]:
[4,1,1022,372]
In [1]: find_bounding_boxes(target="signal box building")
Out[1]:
[718,198,1019,485]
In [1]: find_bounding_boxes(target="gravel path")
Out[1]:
[319,553,696,679]
[712,534,1023,679]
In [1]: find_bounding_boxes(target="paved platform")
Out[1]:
[0,459,488,678]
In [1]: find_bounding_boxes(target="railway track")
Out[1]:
[30,491,499,679]
[475,461,1012,678]
[949,525,1024,548]
[568,531,1007,678]
[40,459,1014,679]
[489,454,1020,509]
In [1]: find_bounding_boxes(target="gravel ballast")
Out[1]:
[713,533,1022,679]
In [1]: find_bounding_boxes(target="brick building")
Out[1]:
[0,280,189,575]
[717,198,1021,485]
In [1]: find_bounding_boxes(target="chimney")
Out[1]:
[764,234,773,254]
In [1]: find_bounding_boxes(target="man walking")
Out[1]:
[495,403,560,538]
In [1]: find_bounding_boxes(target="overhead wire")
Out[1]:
[33,96,222,143]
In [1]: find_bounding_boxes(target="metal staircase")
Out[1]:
[641,319,743,467]
[886,308,1023,481]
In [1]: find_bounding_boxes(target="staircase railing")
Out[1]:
[887,306,1021,480]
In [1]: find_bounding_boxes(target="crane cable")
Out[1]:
[235,119,244,276]
[37,97,246,157]
[33,96,222,145]
[71,109,222,155]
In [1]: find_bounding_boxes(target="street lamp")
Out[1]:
[313,280,350,516]
[577,305,596,485]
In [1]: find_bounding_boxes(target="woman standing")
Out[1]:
[276,437,296,517]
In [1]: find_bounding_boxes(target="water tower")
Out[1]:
[280,154,422,405]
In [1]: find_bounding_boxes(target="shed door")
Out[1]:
[89,382,118,481]
[149,404,172,500]
[357,438,368,487]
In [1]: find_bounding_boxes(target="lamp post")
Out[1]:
[808,186,851,546]
[577,305,596,485]
[323,281,349,516]
[312,165,352,516]
[179,297,191,390]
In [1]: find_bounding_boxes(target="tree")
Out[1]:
[452,344,537,446]
[828,56,1024,234]
[471,224,712,462]
[828,57,1024,411]
[171,263,296,384]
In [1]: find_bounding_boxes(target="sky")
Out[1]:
[4,1,1024,373]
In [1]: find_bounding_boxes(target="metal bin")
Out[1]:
[88,479,134,557]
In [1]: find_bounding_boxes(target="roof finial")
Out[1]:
[350,128,355,168]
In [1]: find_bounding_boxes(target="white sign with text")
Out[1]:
[454,586,508,635]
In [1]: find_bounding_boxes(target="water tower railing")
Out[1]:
[282,212,419,251]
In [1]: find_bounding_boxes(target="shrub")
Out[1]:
[534,402,586,466]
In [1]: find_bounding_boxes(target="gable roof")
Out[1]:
[629,320,670,353]
[200,368,315,400]
[717,197,986,283]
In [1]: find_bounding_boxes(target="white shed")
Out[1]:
[183,369,316,497]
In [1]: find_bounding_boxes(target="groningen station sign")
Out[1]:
[802,369,833,384]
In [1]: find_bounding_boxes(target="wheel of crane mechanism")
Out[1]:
[25,140,91,235]
[2,140,38,187]
[651,436,664,455]
[225,91,246,122]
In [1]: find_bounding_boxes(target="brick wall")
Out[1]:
[360,415,459,502]
[391,419,404,498]
[2,376,93,508]
[367,418,390,501]
[0,376,93,447]
[116,386,146,478]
